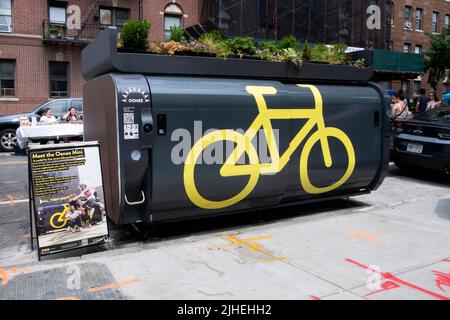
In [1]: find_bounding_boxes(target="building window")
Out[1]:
[413,81,421,97]
[0,0,12,32]
[49,4,66,25]
[49,62,68,98]
[404,6,412,28]
[164,4,183,41]
[445,15,449,29]
[403,43,411,53]
[386,40,393,51]
[415,45,422,54]
[386,2,393,26]
[432,12,439,33]
[99,7,129,29]
[415,9,423,30]
[0,60,15,97]
[402,81,410,99]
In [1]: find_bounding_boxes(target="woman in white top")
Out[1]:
[39,108,58,124]
[426,93,441,111]
[391,92,409,120]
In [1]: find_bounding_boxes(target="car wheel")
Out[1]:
[0,128,17,152]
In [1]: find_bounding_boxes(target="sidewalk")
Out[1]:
[0,194,449,300]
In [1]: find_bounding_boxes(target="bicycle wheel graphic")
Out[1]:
[50,213,68,229]
[300,127,356,194]
[184,130,260,209]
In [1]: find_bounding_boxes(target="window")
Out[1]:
[402,81,410,99]
[445,15,449,29]
[99,8,112,26]
[49,62,68,98]
[413,81,421,97]
[70,99,83,110]
[432,12,439,33]
[404,6,412,28]
[0,0,12,32]
[47,100,68,115]
[99,7,129,29]
[386,40,393,51]
[386,2,394,25]
[0,60,15,96]
[415,45,422,54]
[415,9,423,30]
[164,4,183,40]
[49,5,66,25]
[403,43,411,53]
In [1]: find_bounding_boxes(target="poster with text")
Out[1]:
[29,143,108,255]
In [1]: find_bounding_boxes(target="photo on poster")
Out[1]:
[29,143,108,255]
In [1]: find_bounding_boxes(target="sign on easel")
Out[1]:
[28,142,109,258]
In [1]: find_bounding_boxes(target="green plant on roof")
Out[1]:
[120,19,151,51]
[282,48,301,67]
[169,25,185,42]
[327,43,348,65]
[279,35,299,51]
[198,31,230,57]
[227,37,257,56]
[301,40,312,62]
[310,43,328,62]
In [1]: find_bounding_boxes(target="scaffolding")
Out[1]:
[201,0,392,49]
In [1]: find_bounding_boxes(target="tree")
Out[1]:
[425,27,450,90]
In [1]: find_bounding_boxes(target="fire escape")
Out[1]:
[42,0,115,45]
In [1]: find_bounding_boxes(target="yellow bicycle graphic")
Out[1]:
[49,204,70,229]
[184,84,356,209]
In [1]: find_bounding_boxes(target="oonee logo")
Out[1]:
[121,88,150,103]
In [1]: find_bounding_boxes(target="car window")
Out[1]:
[415,107,450,123]
[71,99,83,111]
[47,100,68,116]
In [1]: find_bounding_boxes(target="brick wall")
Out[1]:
[390,0,450,100]
[0,0,141,116]
[143,0,200,42]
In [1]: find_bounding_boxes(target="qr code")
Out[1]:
[123,113,134,124]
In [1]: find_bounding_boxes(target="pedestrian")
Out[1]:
[39,108,58,124]
[62,107,82,122]
[391,92,409,120]
[427,92,441,110]
[415,88,429,114]
[64,206,82,233]
[398,90,409,109]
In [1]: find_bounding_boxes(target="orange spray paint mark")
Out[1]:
[87,279,140,293]
[348,230,387,244]
[55,296,81,300]
[0,267,28,286]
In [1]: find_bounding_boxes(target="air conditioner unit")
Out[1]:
[405,21,412,29]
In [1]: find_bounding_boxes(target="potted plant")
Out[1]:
[118,19,151,53]
[47,25,59,39]
[82,25,373,83]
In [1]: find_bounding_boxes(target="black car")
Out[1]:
[391,106,450,174]
[0,98,83,152]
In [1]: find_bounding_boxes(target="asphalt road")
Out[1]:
[0,152,449,300]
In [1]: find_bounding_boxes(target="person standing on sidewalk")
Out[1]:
[415,89,429,114]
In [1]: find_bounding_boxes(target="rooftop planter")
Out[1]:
[82,27,373,83]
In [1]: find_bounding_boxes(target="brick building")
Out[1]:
[0,0,200,116]
[388,0,450,100]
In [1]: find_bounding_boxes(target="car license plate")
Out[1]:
[406,143,423,154]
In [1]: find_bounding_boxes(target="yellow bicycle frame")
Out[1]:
[220,84,332,177]
[183,84,355,209]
